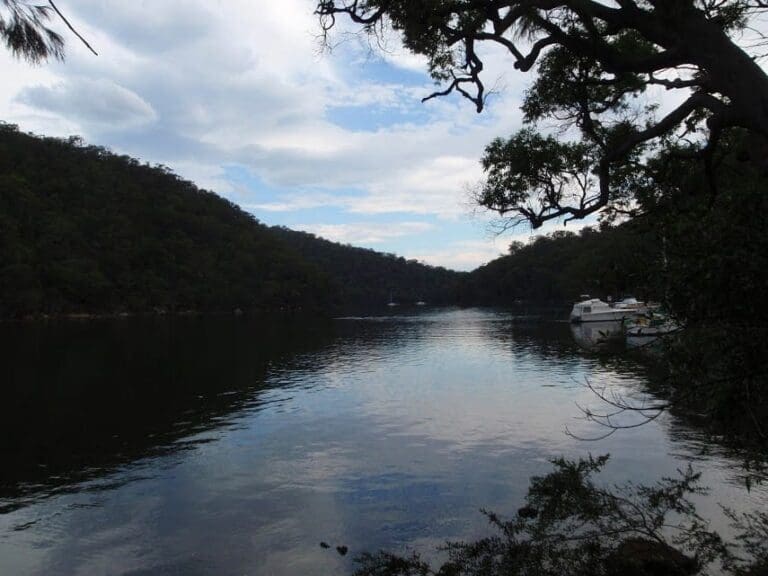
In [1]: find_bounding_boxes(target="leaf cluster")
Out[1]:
[0,0,63,62]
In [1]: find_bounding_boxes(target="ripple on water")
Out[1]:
[0,309,765,576]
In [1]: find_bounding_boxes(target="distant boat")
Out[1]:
[570,297,651,323]
[415,300,426,306]
[387,292,398,307]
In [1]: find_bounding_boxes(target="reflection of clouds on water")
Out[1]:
[0,309,765,575]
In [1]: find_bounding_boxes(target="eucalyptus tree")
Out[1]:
[316,1,768,228]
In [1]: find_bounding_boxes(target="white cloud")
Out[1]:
[411,239,508,271]
[294,221,434,245]
[18,78,157,129]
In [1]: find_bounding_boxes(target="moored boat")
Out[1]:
[570,297,651,323]
[625,313,679,347]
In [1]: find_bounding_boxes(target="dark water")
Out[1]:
[0,309,765,575]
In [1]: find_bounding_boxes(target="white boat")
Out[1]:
[570,297,650,323]
[626,322,678,338]
[625,314,679,347]
[415,301,426,306]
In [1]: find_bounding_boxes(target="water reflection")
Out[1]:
[0,316,336,512]
[570,320,625,351]
[0,309,765,576]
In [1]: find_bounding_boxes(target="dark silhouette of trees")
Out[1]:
[0,124,461,318]
[0,124,327,316]
[271,226,463,308]
[462,223,658,306]
[353,455,768,576]
[317,1,768,228]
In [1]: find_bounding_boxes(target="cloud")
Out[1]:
[0,0,534,269]
[65,0,213,55]
[293,221,434,245]
[18,78,157,130]
[411,239,508,271]
[243,152,481,220]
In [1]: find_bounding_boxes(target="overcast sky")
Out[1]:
[0,1,599,270]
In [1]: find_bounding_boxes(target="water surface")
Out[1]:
[0,309,764,575]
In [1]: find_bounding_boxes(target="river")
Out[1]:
[0,308,764,575]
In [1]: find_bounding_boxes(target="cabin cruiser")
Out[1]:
[569,297,650,323]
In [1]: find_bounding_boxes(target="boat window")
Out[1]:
[583,306,591,314]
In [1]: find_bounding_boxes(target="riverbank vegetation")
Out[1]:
[461,223,658,307]
[354,455,768,576]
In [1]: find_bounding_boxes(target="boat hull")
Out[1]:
[570,309,646,323]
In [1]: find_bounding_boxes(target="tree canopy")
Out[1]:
[317,0,768,227]
[0,124,461,318]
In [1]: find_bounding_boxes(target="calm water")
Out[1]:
[0,308,765,575]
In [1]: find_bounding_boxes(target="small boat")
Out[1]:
[626,322,678,338]
[387,291,398,307]
[625,313,679,345]
[570,297,650,323]
[415,301,426,306]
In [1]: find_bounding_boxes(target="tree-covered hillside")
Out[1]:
[462,223,661,306]
[0,124,461,318]
[271,226,463,308]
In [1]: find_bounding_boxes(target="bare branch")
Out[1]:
[47,1,97,56]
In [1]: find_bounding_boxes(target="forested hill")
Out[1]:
[270,227,462,307]
[0,124,461,319]
[461,224,662,306]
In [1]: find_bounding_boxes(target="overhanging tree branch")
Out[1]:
[317,0,768,228]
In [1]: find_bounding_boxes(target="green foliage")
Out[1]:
[462,224,659,306]
[353,456,766,576]
[478,130,597,226]
[271,226,462,308]
[0,124,461,318]
[633,133,768,448]
[521,41,649,126]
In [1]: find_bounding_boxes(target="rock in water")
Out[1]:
[605,538,698,576]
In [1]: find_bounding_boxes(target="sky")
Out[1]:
[0,1,594,270]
